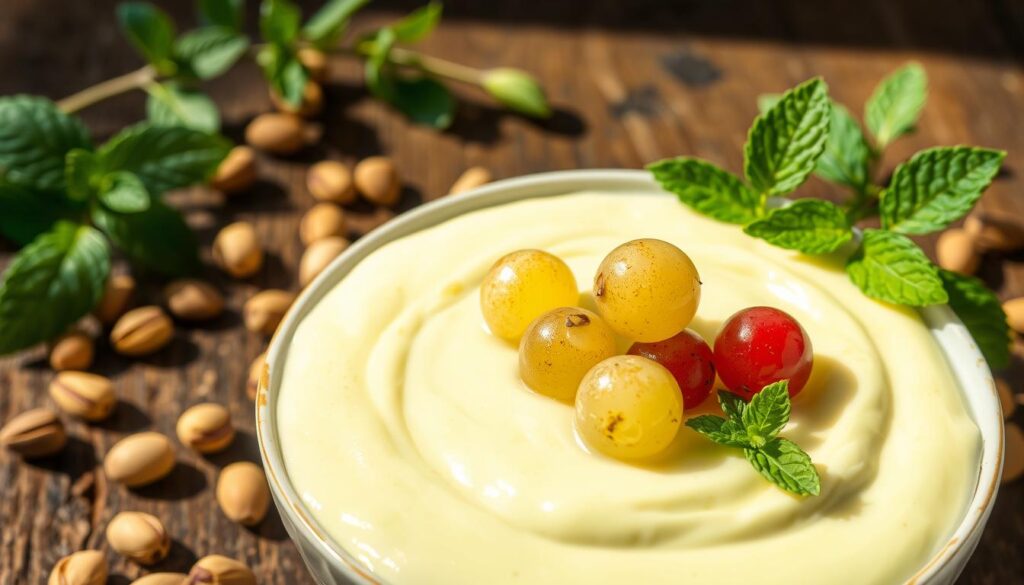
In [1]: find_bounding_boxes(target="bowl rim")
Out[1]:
[256,168,1003,585]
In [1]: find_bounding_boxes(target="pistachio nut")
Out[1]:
[1006,297,1024,334]
[210,146,258,194]
[965,212,1024,252]
[104,432,176,487]
[246,352,267,401]
[94,274,136,324]
[270,81,323,118]
[48,550,107,585]
[212,222,264,279]
[0,408,66,458]
[244,113,306,155]
[176,403,235,454]
[106,511,171,565]
[298,47,328,82]
[353,156,400,206]
[243,290,295,336]
[306,160,355,204]
[448,166,493,195]
[935,228,978,275]
[110,306,174,356]
[300,203,347,246]
[187,555,256,585]
[49,371,116,421]
[131,573,189,585]
[216,462,270,526]
[49,331,95,371]
[165,279,225,321]
[299,237,349,287]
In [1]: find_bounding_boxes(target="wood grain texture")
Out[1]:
[1,1,1022,583]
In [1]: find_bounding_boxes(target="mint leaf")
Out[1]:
[260,0,301,46]
[743,199,852,254]
[96,124,231,194]
[174,26,250,80]
[390,76,455,129]
[117,2,176,73]
[815,103,871,191]
[98,171,150,214]
[0,222,109,355]
[364,28,396,99]
[648,157,762,224]
[940,270,1011,369]
[0,96,91,191]
[741,380,790,442]
[865,63,927,148]
[146,81,221,132]
[744,77,831,196]
[846,229,947,306]
[304,0,369,48]
[685,415,751,448]
[199,0,243,31]
[717,390,747,421]
[756,93,781,114]
[745,438,821,496]
[391,2,442,43]
[0,184,74,246]
[879,147,1005,235]
[92,199,199,276]
[258,44,309,107]
[65,149,100,201]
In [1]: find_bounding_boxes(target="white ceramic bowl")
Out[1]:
[256,170,1003,585]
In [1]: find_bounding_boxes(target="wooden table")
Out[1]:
[1,1,1022,583]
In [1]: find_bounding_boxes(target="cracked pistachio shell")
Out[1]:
[216,462,270,526]
[187,555,256,585]
[353,156,400,206]
[49,331,95,371]
[213,222,263,279]
[243,290,295,336]
[165,279,225,321]
[48,550,107,585]
[49,371,116,421]
[176,403,235,454]
[0,408,66,458]
[110,306,174,356]
[106,511,171,565]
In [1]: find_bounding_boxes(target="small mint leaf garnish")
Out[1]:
[940,270,1012,369]
[743,199,852,254]
[744,438,821,496]
[846,229,947,306]
[744,77,831,197]
[879,146,1005,235]
[685,382,820,497]
[865,62,927,148]
[648,157,762,224]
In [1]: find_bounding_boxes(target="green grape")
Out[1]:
[480,249,579,340]
[574,355,683,460]
[593,239,701,342]
[519,307,618,401]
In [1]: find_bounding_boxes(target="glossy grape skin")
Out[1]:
[627,329,715,408]
[574,355,683,460]
[519,307,618,401]
[713,306,813,400]
[592,239,701,342]
[480,249,579,340]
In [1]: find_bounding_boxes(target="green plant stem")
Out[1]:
[846,184,882,223]
[333,44,484,85]
[57,66,157,114]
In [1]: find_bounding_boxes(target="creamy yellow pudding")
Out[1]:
[277,192,980,585]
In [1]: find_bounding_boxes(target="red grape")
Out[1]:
[713,306,813,400]
[627,329,715,408]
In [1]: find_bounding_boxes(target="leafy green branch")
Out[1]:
[0,97,230,354]
[56,0,551,129]
[650,65,1011,368]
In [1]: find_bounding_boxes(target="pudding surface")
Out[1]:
[277,192,980,585]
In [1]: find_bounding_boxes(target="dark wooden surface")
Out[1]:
[1,1,1023,583]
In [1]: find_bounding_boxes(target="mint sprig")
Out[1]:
[0,96,229,355]
[650,64,1010,368]
[686,381,821,496]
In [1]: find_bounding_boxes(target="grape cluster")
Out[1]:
[479,239,813,461]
